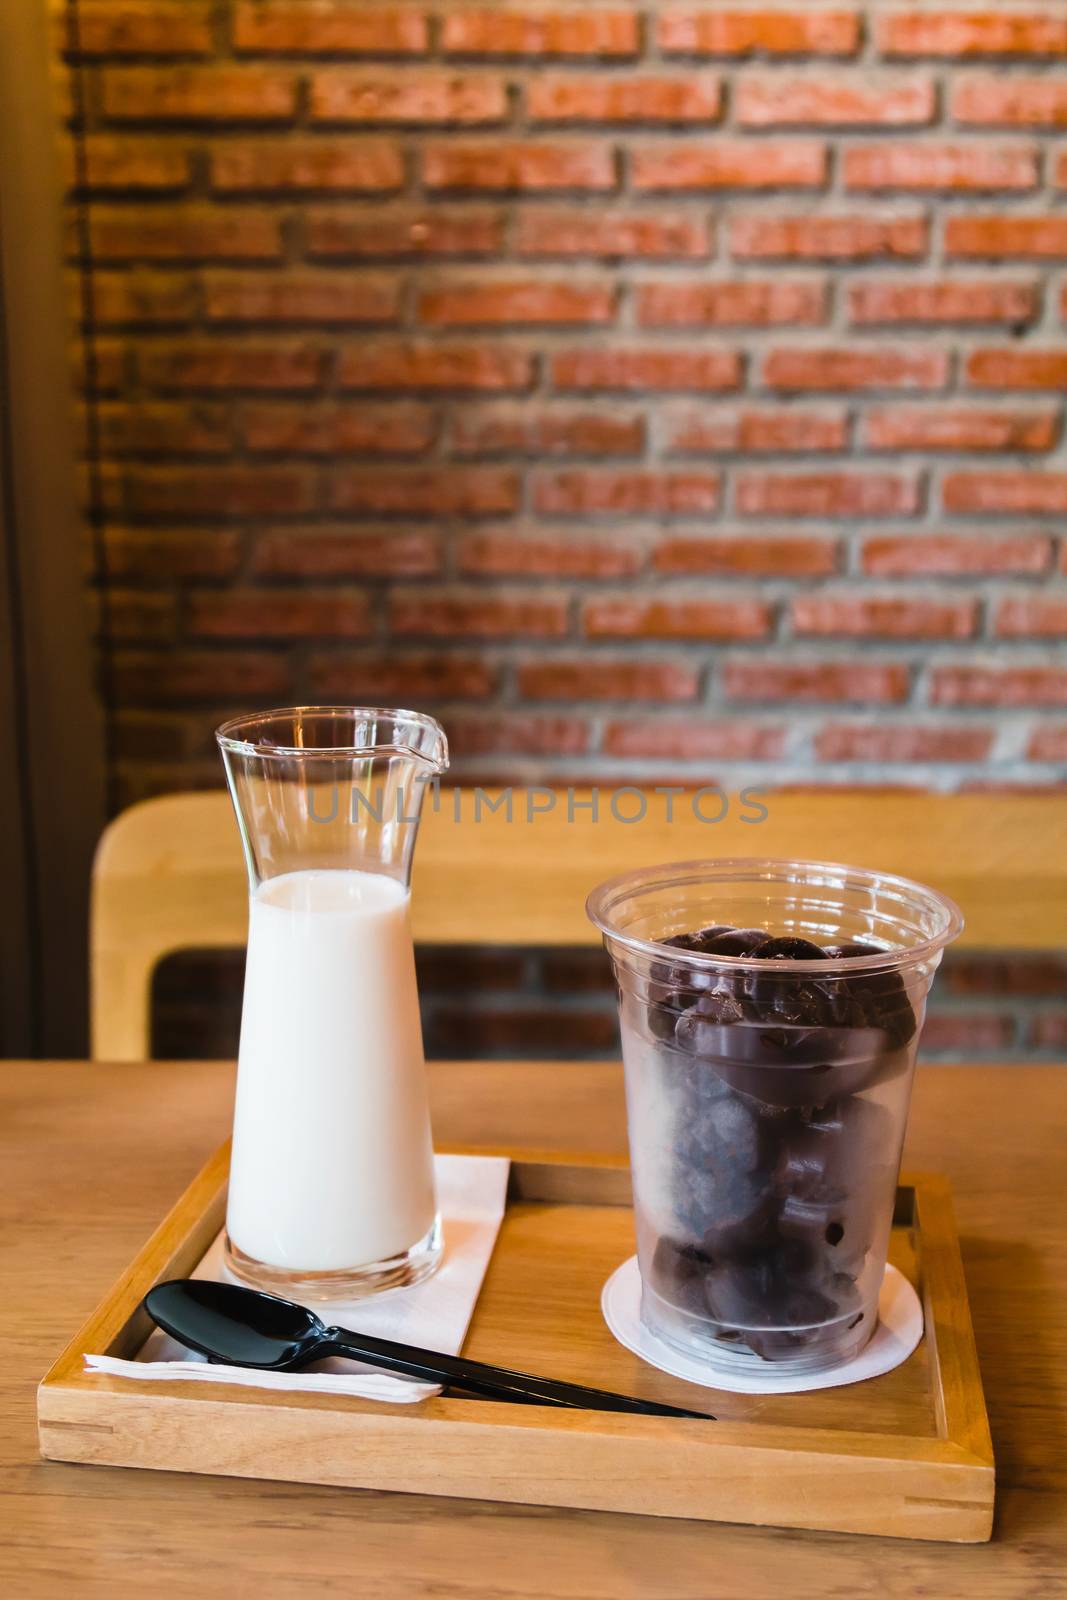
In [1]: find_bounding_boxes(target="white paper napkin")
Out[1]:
[602,1258,923,1395]
[85,1153,510,1404]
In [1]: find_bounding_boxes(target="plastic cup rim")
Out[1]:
[585,855,964,975]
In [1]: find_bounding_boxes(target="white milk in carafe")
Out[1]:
[226,868,437,1271]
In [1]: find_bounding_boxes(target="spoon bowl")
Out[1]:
[147,1280,326,1370]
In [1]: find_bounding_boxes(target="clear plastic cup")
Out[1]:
[587,858,962,1377]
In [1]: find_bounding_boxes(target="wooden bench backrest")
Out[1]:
[91,787,1067,1060]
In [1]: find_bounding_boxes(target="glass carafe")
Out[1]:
[216,706,448,1299]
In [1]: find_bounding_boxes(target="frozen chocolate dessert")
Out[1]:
[622,926,918,1367]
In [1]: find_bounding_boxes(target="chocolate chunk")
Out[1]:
[700,928,774,958]
[757,936,830,962]
[758,978,835,1028]
[846,968,917,1048]
[681,1056,734,1103]
[818,981,872,1031]
[823,941,918,1047]
[674,1091,763,1174]
[776,1099,895,1274]
[704,1253,837,1331]
[674,988,747,1051]
[667,1074,780,1252]
[647,1000,683,1044]
[647,931,732,1040]
[678,1020,893,1109]
[698,1190,779,1263]
[648,1235,713,1317]
[778,1190,847,1240]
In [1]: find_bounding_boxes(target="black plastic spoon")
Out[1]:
[144,1279,710,1419]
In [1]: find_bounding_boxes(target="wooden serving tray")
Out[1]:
[38,1146,994,1542]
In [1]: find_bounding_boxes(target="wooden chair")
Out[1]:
[91,787,1067,1061]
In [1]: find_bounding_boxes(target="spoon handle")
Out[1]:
[324,1327,710,1418]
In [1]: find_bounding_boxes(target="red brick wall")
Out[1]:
[61,2,1067,802]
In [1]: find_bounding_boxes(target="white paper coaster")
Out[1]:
[601,1258,923,1395]
[85,1154,509,1405]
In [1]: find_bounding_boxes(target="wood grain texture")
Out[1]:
[90,788,1067,1057]
[4,1061,1067,1594]
[37,1161,994,1542]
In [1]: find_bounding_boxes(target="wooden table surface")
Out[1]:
[3,1059,1067,1597]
